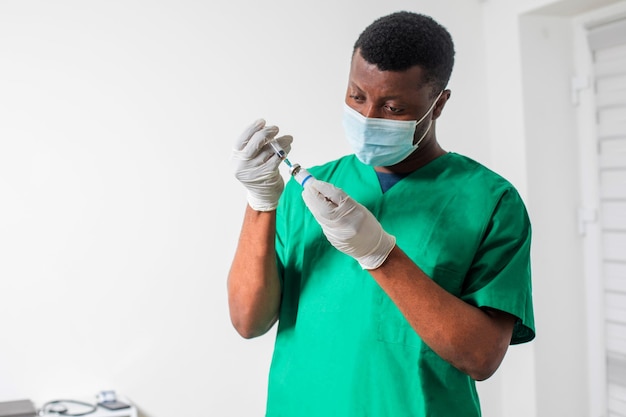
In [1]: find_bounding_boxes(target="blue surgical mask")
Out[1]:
[342,90,443,167]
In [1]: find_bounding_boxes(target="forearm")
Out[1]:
[228,205,282,339]
[369,246,516,381]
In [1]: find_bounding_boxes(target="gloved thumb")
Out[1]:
[302,179,348,217]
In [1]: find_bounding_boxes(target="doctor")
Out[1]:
[229,11,535,416]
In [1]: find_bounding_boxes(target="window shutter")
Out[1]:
[589,17,626,417]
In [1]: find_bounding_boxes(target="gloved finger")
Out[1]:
[234,119,266,151]
[237,125,280,160]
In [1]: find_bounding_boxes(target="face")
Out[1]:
[345,49,449,150]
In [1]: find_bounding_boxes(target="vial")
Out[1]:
[289,163,313,187]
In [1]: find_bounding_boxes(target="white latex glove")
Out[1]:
[232,119,293,211]
[302,178,396,270]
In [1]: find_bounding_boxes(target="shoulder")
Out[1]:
[442,153,524,203]
[422,153,530,235]
[445,153,513,186]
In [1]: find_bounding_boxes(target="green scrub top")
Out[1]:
[269,153,535,417]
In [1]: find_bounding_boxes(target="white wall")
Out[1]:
[0,1,494,416]
[520,13,587,417]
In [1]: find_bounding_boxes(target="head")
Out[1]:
[353,11,455,98]
[344,12,455,171]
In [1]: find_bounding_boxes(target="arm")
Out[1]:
[228,119,292,339]
[228,206,282,339]
[370,246,516,381]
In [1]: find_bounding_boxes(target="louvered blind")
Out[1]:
[589,17,626,417]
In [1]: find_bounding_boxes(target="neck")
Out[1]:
[374,134,447,174]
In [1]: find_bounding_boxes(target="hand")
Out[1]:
[302,179,396,270]
[232,119,293,211]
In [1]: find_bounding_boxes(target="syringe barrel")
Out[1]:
[269,140,286,159]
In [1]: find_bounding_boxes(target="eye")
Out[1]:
[348,93,364,102]
[384,105,403,114]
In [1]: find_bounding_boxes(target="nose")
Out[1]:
[361,104,380,119]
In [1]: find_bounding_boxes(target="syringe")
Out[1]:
[268,141,292,168]
[269,140,313,187]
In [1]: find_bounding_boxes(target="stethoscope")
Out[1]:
[39,399,97,416]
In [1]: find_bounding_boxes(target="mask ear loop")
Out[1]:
[413,90,444,147]
[415,90,444,126]
[414,119,433,148]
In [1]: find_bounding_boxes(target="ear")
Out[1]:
[432,89,451,120]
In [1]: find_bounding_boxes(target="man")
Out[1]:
[229,11,535,416]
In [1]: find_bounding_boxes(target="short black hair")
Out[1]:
[353,11,455,94]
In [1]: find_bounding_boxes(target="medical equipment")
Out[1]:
[39,400,97,416]
[95,391,130,412]
[0,399,36,417]
[288,163,313,187]
[268,140,314,187]
[268,141,290,165]
[35,391,135,417]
